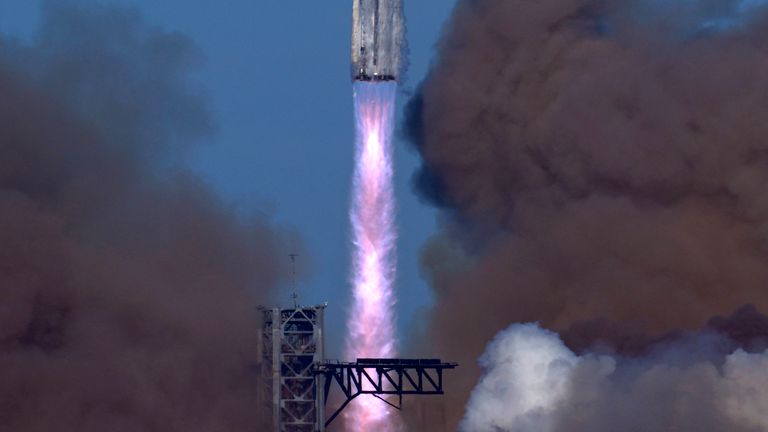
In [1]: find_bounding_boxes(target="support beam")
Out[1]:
[312,358,457,428]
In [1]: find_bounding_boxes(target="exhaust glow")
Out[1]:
[344,81,399,432]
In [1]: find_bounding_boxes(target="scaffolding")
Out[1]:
[259,305,326,432]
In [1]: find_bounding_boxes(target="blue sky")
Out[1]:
[0,0,457,357]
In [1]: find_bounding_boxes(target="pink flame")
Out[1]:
[344,81,399,432]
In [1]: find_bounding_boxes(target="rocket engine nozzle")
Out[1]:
[354,71,397,82]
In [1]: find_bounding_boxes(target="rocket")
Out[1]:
[351,0,405,82]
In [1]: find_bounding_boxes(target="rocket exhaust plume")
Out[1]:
[344,81,399,431]
[345,1,405,430]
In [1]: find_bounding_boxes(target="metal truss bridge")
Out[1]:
[312,358,458,427]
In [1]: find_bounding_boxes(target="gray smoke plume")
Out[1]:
[0,3,289,431]
[403,0,768,429]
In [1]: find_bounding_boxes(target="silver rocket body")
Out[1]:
[351,0,405,82]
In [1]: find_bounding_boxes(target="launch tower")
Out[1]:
[258,305,326,432]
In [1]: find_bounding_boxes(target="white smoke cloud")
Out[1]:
[462,324,768,432]
[721,350,768,429]
[459,324,606,432]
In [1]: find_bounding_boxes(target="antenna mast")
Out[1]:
[289,253,299,308]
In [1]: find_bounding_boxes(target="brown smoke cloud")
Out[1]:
[403,0,768,428]
[0,3,289,431]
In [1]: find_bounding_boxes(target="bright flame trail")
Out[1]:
[344,81,399,432]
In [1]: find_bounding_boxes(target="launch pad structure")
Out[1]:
[314,358,457,428]
[258,304,457,432]
[258,305,327,431]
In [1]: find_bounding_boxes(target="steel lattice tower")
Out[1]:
[259,305,326,432]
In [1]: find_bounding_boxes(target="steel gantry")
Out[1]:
[312,358,458,427]
[258,305,326,432]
